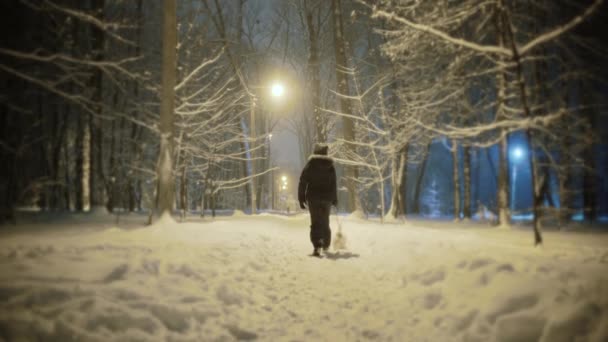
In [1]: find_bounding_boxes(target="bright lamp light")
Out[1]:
[271,83,285,97]
[512,147,524,160]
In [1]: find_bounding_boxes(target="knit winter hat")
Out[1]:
[313,143,328,156]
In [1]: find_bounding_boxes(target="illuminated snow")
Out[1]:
[0,213,607,341]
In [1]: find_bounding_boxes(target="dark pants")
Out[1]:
[308,200,332,249]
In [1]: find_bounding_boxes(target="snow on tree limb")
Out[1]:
[174,48,224,91]
[372,9,511,56]
[412,110,567,147]
[23,0,137,47]
[519,0,604,55]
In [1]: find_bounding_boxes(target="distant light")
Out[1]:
[271,83,285,97]
[269,133,273,140]
[512,147,524,160]
[282,185,286,190]
[281,175,287,182]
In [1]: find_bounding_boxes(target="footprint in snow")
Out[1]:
[226,324,258,340]
[216,284,244,306]
[103,264,128,283]
[495,314,546,342]
[485,291,539,324]
[468,258,495,271]
[416,268,446,286]
[419,291,443,310]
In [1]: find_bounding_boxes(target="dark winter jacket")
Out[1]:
[298,147,338,206]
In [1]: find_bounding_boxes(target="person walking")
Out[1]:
[298,144,338,257]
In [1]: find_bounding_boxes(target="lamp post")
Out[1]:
[269,133,273,210]
[249,81,286,214]
[511,147,524,216]
[281,175,288,213]
[268,82,284,211]
[271,83,285,98]
[250,96,257,214]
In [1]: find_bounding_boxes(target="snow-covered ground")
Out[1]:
[1,212,607,341]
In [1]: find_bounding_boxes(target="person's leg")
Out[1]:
[320,202,332,250]
[308,201,324,249]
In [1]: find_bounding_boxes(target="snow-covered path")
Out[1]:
[1,213,607,341]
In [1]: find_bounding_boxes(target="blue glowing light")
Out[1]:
[511,147,525,160]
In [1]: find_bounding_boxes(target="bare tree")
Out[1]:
[369,0,604,244]
[155,0,177,218]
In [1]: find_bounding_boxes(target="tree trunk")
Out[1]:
[116,109,126,212]
[127,0,143,213]
[501,5,542,245]
[497,137,509,226]
[473,148,481,214]
[582,135,596,223]
[89,0,106,210]
[463,145,472,219]
[211,185,217,218]
[539,163,554,208]
[180,163,187,220]
[80,115,91,211]
[557,77,572,227]
[37,94,49,210]
[494,3,510,228]
[583,142,599,223]
[48,106,64,210]
[127,123,138,212]
[331,0,358,213]
[413,142,431,215]
[452,142,460,221]
[400,144,409,216]
[89,115,104,209]
[249,101,257,214]
[135,178,142,211]
[203,0,253,211]
[107,116,116,212]
[201,186,207,217]
[63,118,72,210]
[581,82,597,223]
[156,0,177,217]
[53,113,67,210]
[0,105,16,223]
[389,151,404,218]
[305,4,325,143]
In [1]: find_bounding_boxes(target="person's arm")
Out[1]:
[298,163,310,208]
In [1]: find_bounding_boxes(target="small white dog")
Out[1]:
[333,214,347,251]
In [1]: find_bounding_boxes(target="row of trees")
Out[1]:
[275,0,606,243]
[1,0,606,244]
[379,0,607,240]
[256,0,601,237]
[0,0,283,222]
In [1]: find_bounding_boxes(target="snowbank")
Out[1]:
[0,214,607,341]
[347,209,367,220]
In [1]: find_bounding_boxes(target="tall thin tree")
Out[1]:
[156,0,177,218]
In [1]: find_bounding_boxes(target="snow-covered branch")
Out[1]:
[372,9,511,56]
[519,0,604,55]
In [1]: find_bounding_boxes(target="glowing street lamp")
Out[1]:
[512,147,524,160]
[249,81,287,214]
[271,82,285,98]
